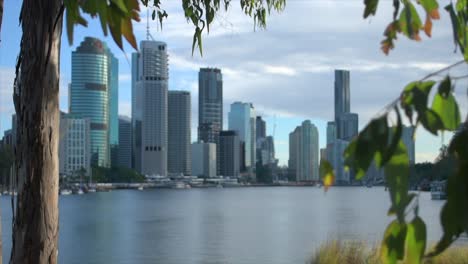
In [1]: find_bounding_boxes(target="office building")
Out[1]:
[168,91,191,175]
[59,113,91,177]
[70,37,116,167]
[107,46,119,167]
[326,121,336,145]
[198,68,223,141]
[228,102,256,171]
[334,69,350,121]
[133,40,168,176]
[219,131,240,177]
[191,142,216,178]
[256,116,266,139]
[118,116,132,168]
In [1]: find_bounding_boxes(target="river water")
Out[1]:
[0,187,450,263]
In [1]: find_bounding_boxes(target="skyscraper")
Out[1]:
[288,120,319,182]
[256,116,266,139]
[107,47,119,167]
[70,37,114,167]
[334,69,350,121]
[118,116,132,169]
[198,68,223,138]
[336,113,359,140]
[326,121,336,145]
[228,102,256,171]
[219,131,240,177]
[133,40,168,176]
[168,91,191,175]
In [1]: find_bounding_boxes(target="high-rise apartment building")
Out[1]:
[228,102,256,171]
[118,116,132,169]
[219,131,240,177]
[336,113,359,140]
[70,37,117,167]
[334,69,350,120]
[288,120,319,182]
[132,40,168,176]
[107,47,119,167]
[168,91,191,175]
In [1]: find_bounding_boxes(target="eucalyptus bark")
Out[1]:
[10,0,63,263]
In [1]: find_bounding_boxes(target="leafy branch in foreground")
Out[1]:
[335,0,468,263]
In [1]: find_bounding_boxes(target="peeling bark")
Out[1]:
[10,0,63,263]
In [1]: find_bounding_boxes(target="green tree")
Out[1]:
[0,1,285,263]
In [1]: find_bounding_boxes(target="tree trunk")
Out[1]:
[10,0,63,263]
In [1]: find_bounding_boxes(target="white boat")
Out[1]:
[431,180,447,200]
[77,189,84,195]
[173,182,190,189]
[60,189,72,195]
[138,186,144,191]
[87,188,96,193]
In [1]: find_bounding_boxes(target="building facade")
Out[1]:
[133,40,168,176]
[118,116,132,169]
[336,113,358,141]
[59,113,91,177]
[334,69,350,121]
[168,91,191,175]
[198,68,223,139]
[219,131,240,177]
[256,116,266,139]
[107,47,119,167]
[191,142,217,178]
[288,120,319,182]
[70,37,116,167]
[228,102,256,171]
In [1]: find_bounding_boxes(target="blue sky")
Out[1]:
[1,1,466,165]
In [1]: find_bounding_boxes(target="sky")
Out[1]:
[1,1,467,166]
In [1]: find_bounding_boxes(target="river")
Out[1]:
[0,187,450,263]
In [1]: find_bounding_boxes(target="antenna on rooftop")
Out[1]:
[146,8,155,41]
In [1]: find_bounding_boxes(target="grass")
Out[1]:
[308,240,468,264]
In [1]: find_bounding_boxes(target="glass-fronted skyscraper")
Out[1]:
[288,120,319,182]
[107,48,119,166]
[70,37,112,167]
[228,102,256,171]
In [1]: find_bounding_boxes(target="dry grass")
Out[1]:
[308,240,468,264]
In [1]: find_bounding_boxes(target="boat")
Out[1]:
[60,189,72,195]
[77,188,84,195]
[431,180,447,200]
[216,183,223,188]
[87,188,96,193]
[173,182,190,189]
[138,185,144,191]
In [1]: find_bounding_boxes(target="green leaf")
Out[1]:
[431,93,461,131]
[363,0,379,18]
[437,76,452,97]
[419,108,444,135]
[419,0,440,19]
[320,160,334,191]
[445,3,464,54]
[121,18,137,50]
[385,140,410,221]
[110,0,128,14]
[344,115,388,180]
[406,216,427,263]
[381,220,407,264]
[399,1,423,40]
[381,107,402,167]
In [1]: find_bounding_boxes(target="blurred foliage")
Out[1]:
[91,166,145,183]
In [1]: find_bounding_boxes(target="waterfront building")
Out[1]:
[336,113,358,141]
[228,102,256,172]
[107,46,119,167]
[191,142,216,178]
[334,69,350,121]
[59,113,91,177]
[326,139,350,185]
[168,91,191,175]
[198,68,223,140]
[288,120,319,182]
[133,40,168,176]
[256,116,266,139]
[326,121,336,145]
[70,37,119,167]
[219,131,240,177]
[118,116,132,169]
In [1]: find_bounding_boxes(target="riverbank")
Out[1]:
[308,240,468,264]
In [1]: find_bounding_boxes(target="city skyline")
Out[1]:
[1,1,463,166]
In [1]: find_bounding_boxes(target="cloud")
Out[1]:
[119,101,131,117]
[264,65,297,76]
